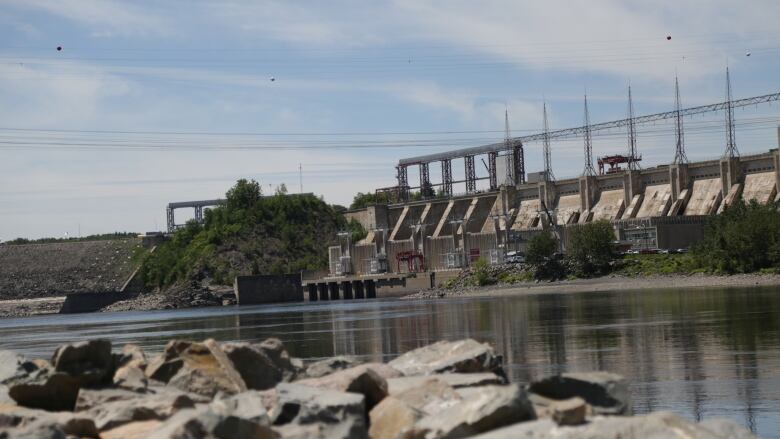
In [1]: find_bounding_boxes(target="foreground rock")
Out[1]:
[528,371,630,415]
[388,339,506,381]
[472,411,756,438]
[0,338,758,439]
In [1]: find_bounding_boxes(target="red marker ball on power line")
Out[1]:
[666,36,671,41]
[56,46,62,51]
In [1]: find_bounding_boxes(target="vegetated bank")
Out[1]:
[116,179,365,311]
[414,198,780,299]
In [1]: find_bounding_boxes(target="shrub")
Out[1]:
[693,199,780,273]
[526,230,558,265]
[472,258,497,286]
[566,220,615,277]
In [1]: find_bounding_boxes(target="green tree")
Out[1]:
[566,220,615,277]
[526,230,558,265]
[350,192,389,209]
[472,258,496,286]
[225,179,262,211]
[693,199,780,273]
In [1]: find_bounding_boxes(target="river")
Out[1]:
[0,287,778,437]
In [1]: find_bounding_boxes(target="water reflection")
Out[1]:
[0,287,778,436]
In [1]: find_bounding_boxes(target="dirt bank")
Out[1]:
[0,239,143,300]
[404,272,780,299]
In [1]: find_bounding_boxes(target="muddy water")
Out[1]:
[0,287,778,436]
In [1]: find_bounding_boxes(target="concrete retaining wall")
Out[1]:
[233,274,303,305]
[60,291,130,314]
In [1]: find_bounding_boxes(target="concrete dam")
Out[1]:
[342,144,779,276]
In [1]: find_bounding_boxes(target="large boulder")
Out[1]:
[76,387,206,431]
[113,344,147,370]
[411,384,536,438]
[388,339,506,380]
[304,356,362,379]
[113,364,148,392]
[470,411,756,438]
[528,372,630,415]
[210,392,271,425]
[255,338,301,382]
[369,378,461,439]
[269,383,367,439]
[145,339,247,397]
[51,339,114,382]
[221,342,287,390]
[6,340,115,411]
[295,363,399,413]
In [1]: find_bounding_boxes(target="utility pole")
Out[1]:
[543,102,555,181]
[504,109,514,186]
[673,76,688,164]
[723,67,739,158]
[582,95,596,176]
[627,85,640,170]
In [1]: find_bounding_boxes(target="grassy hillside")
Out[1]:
[140,180,362,288]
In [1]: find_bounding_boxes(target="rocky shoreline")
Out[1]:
[0,338,755,438]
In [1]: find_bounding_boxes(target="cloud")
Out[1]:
[7,0,169,37]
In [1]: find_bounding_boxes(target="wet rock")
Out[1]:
[528,371,630,415]
[147,339,247,397]
[387,373,502,395]
[412,384,535,438]
[113,364,148,392]
[304,356,362,379]
[148,406,277,439]
[388,339,506,380]
[295,363,398,412]
[221,343,284,390]
[269,383,366,439]
[470,411,756,438]
[550,397,586,426]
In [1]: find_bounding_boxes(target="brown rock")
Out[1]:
[304,356,362,379]
[528,371,630,415]
[550,397,586,426]
[221,343,283,390]
[146,339,246,397]
[51,339,113,382]
[368,396,423,439]
[114,344,147,370]
[100,420,163,439]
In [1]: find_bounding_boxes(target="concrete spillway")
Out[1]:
[590,189,625,221]
[685,178,722,216]
[634,184,672,218]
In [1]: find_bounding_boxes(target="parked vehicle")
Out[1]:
[505,251,525,264]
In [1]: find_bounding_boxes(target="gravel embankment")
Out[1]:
[0,239,142,300]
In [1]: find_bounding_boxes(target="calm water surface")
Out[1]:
[0,287,779,437]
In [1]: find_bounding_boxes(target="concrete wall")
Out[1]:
[634,184,672,218]
[60,291,130,314]
[233,274,303,305]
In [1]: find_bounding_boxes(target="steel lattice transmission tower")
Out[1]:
[542,102,555,181]
[627,86,640,170]
[723,67,739,158]
[673,76,688,164]
[582,95,596,176]
[504,109,514,185]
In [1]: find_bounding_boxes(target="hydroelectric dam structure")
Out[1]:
[330,73,780,298]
